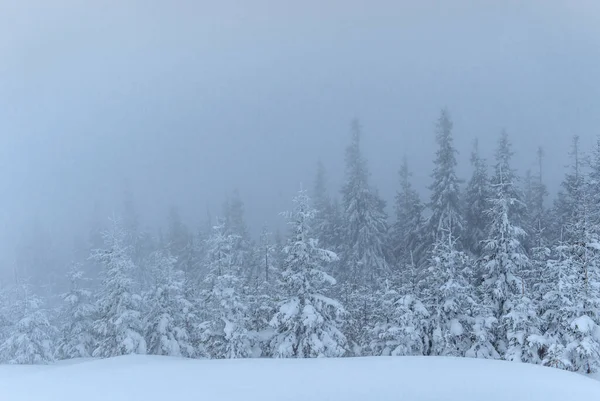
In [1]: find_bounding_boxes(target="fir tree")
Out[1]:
[340,119,390,287]
[145,250,195,357]
[427,108,463,248]
[370,281,429,356]
[203,221,252,359]
[270,190,347,358]
[423,232,475,356]
[463,139,490,256]
[392,157,426,269]
[480,131,530,356]
[56,264,96,359]
[0,284,56,364]
[92,217,146,358]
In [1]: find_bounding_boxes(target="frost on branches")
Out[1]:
[270,190,347,358]
[92,218,147,358]
[145,250,195,357]
[56,264,96,359]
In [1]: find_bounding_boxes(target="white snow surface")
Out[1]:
[1,355,600,401]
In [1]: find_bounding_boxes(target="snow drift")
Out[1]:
[2,355,600,401]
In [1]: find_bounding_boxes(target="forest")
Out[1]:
[1,108,599,375]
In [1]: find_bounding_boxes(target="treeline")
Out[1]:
[0,109,599,374]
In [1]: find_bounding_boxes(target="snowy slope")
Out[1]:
[1,356,600,401]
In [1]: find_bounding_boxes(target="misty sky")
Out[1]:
[1,1,599,267]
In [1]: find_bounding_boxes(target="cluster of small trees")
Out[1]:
[1,109,599,375]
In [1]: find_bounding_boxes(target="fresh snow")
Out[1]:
[1,356,600,401]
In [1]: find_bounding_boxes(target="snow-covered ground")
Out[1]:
[1,356,600,401]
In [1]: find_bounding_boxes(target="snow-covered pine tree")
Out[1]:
[503,293,543,364]
[542,230,600,372]
[313,161,333,248]
[525,148,551,311]
[166,206,196,273]
[340,119,390,286]
[203,220,252,359]
[392,156,426,270]
[56,264,96,360]
[246,226,279,356]
[427,108,463,250]
[422,231,474,357]
[588,137,600,231]
[370,279,429,356]
[270,190,347,358]
[480,131,532,358]
[466,302,499,359]
[223,190,251,269]
[542,140,600,372]
[549,136,584,245]
[338,121,391,353]
[340,120,389,285]
[463,139,491,257]
[145,250,195,357]
[0,284,56,364]
[92,217,146,358]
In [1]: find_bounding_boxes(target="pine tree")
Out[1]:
[270,190,347,358]
[0,284,56,364]
[463,139,490,256]
[392,157,426,269]
[550,136,584,244]
[466,304,499,359]
[480,131,530,357]
[145,250,195,357]
[370,280,429,356]
[503,294,543,364]
[203,221,251,359]
[543,236,600,372]
[427,108,463,248]
[422,232,474,356]
[222,190,252,280]
[340,119,390,287]
[588,137,600,230]
[541,141,600,373]
[247,226,279,356]
[92,217,146,358]
[56,264,96,359]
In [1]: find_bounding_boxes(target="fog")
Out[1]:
[1,1,599,274]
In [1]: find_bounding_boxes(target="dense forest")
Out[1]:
[1,109,599,374]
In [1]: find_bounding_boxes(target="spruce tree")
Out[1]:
[0,284,56,364]
[422,232,474,357]
[427,108,463,248]
[370,280,429,356]
[203,221,251,358]
[56,264,96,359]
[542,140,600,373]
[392,157,426,270]
[145,250,196,357]
[480,131,531,357]
[270,190,347,358]
[92,217,146,358]
[340,119,390,286]
[463,139,490,256]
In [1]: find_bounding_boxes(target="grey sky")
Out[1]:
[1,1,599,268]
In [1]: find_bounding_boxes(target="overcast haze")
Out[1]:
[1,1,599,271]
